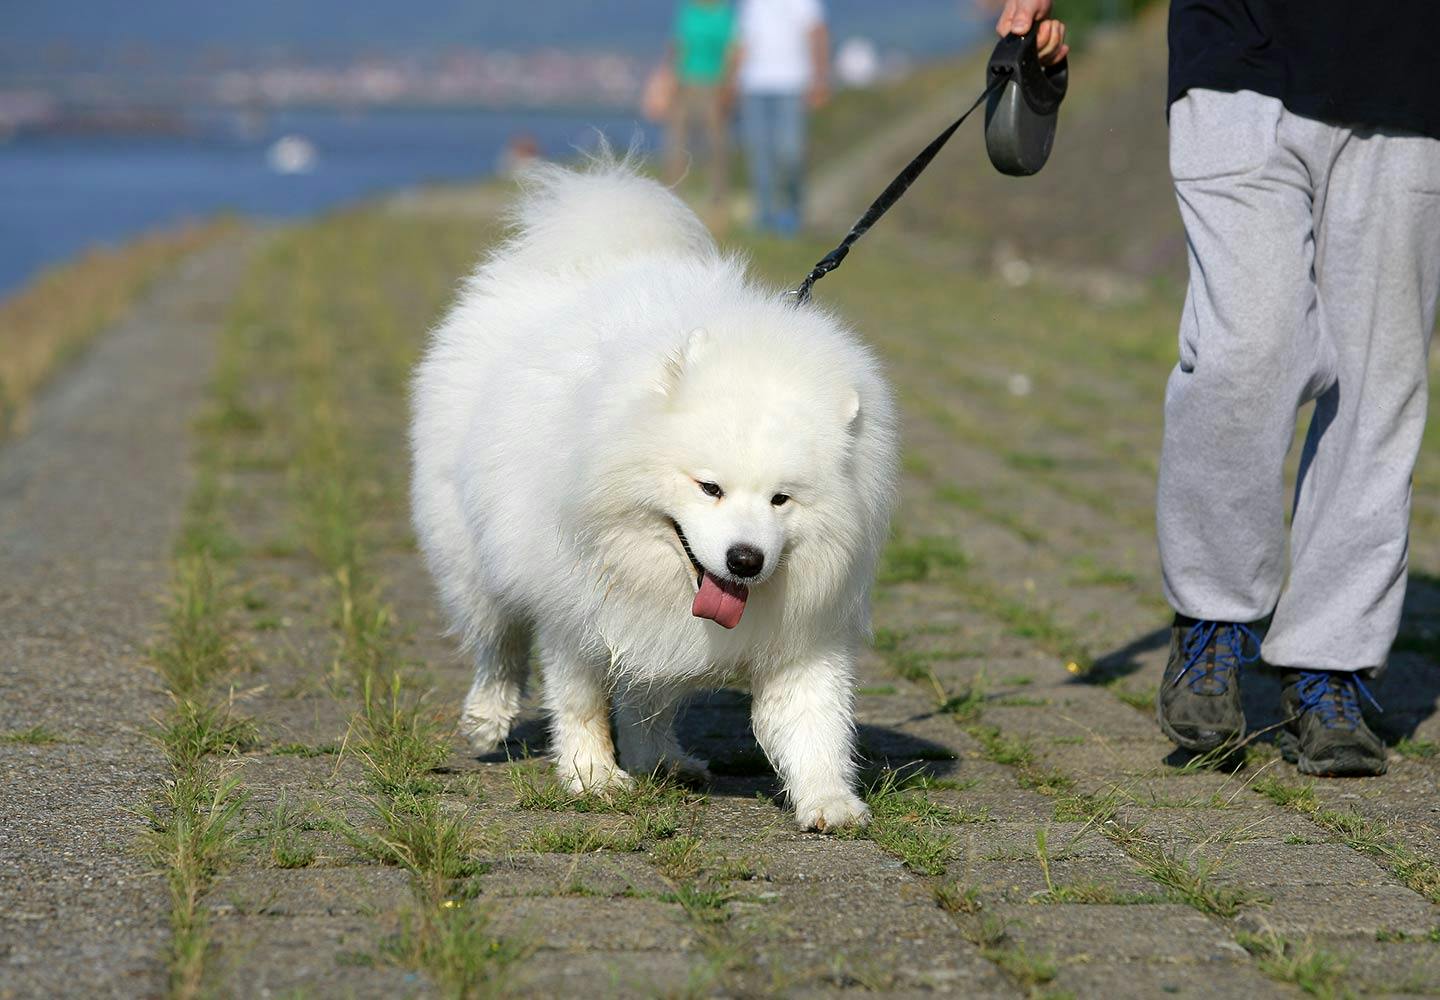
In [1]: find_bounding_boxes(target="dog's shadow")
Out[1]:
[476,687,960,797]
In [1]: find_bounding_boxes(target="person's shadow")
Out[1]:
[1073,570,1440,759]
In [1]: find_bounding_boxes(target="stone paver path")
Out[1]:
[0,236,263,998]
[4,93,1440,997]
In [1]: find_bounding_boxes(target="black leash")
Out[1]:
[790,30,1068,305]
[789,76,1002,305]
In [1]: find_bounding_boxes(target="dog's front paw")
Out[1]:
[794,791,871,833]
[557,760,636,797]
[459,710,512,755]
[459,682,520,755]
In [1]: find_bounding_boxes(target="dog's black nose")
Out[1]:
[726,544,764,578]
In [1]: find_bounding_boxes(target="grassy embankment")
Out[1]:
[0,220,239,438]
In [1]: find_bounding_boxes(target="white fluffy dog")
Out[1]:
[410,161,897,830]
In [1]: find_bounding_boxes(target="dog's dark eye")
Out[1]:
[698,481,723,498]
[771,493,790,507]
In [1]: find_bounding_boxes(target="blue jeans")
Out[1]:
[740,92,807,235]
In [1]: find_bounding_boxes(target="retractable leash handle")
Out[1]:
[790,26,1069,304]
[985,29,1069,176]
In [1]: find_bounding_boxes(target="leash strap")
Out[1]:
[790,74,1006,305]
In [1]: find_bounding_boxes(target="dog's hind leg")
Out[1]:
[614,685,711,785]
[540,633,633,794]
[458,603,531,754]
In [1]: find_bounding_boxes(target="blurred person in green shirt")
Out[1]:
[663,1,738,211]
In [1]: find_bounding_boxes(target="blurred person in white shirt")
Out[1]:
[732,0,829,235]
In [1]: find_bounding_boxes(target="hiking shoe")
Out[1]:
[1157,616,1259,753]
[1278,669,1388,776]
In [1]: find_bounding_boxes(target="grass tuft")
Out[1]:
[380,904,527,998]
[152,555,237,696]
[2,724,65,745]
[934,882,983,915]
[1126,838,1267,918]
[878,536,969,584]
[1392,736,1438,760]
[140,765,247,999]
[839,768,965,875]
[1237,929,1348,998]
[1254,775,1440,902]
[157,696,258,768]
[260,794,318,869]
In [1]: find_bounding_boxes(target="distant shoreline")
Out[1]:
[5,101,645,142]
[0,106,654,295]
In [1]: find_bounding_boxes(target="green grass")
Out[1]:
[969,725,1036,767]
[156,697,258,768]
[270,741,340,758]
[976,594,1090,669]
[934,882,984,915]
[878,535,969,585]
[837,768,985,875]
[140,383,257,999]
[380,905,526,999]
[1124,838,1266,918]
[351,673,451,796]
[1236,930,1349,998]
[1050,788,1267,918]
[1,724,64,745]
[259,794,318,869]
[1107,680,1157,713]
[933,483,1047,545]
[945,902,1059,993]
[526,820,646,855]
[140,765,247,999]
[207,216,523,995]
[1029,826,1162,905]
[151,554,237,698]
[1392,736,1438,759]
[508,765,700,828]
[1253,776,1440,902]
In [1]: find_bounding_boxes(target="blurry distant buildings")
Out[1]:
[210,50,642,110]
[0,37,909,136]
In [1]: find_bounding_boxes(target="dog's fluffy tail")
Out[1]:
[499,155,717,276]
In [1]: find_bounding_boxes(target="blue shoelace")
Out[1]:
[1293,670,1382,730]
[1173,621,1260,694]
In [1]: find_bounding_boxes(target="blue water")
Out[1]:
[0,107,655,295]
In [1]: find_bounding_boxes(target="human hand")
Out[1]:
[994,0,1069,65]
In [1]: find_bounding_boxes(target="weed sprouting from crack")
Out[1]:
[1,724,65,745]
[835,767,984,876]
[239,221,526,996]
[142,441,253,998]
[1236,928,1348,998]
[139,761,247,999]
[257,793,318,869]
[1253,775,1440,902]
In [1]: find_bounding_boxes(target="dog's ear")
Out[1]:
[656,328,708,398]
[842,388,861,428]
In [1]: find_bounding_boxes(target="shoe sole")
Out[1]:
[1155,689,1244,754]
[1277,730,1387,777]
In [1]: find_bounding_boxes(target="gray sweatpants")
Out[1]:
[1158,88,1440,672]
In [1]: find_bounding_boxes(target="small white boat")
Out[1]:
[266,135,317,175]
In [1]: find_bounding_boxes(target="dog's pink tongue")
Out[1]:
[692,572,748,629]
